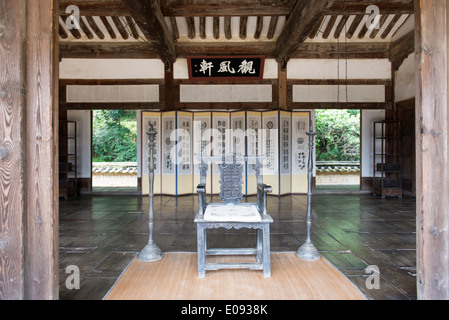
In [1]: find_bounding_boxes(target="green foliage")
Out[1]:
[315,109,360,162]
[92,110,137,162]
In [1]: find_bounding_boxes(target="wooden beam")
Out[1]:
[213,17,220,39]
[322,15,338,39]
[59,0,129,16]
[415,0,449,300]
[125,16,140,40]
[239,16,248,40]
[254,16,263,40]
[224,17,232,40]
[59,0,413,17]
[267,16,279,40]
[276,0,335,63]
[289,102,390,110]
[121,0,176,64]
[170,17,179,42]
[86,16,105,39]
[199,17,206,39]
[60,41,391,59]
[185,17,196,39]
[369,14,389,39]
[175,102,278,110]
[160,0,293,17]
[390,30,414,70]
[79,16,94,39]
[381,14,402,39]
[334,14,349,38]
[100,16,117,39]
[60,102,161,110]
[327,0,414,15]
[59,42,159,59]
[293,42,391,59]
[176,42,276,57]
[346,15,363,39]
[111,16,130,40]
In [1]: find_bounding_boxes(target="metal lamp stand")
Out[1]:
[297,125,321,262]
[138,124,164,263]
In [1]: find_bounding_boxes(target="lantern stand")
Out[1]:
[138,123,164,263]
[296,121,321,262]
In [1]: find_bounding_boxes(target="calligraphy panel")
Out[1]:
[188,56,265,81]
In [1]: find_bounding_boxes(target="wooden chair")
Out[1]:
[194,154,273,278]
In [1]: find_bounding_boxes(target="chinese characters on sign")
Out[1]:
[188,56,265,81]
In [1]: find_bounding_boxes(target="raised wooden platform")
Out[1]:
[104,253,366,300]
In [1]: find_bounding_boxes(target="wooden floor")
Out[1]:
[59,194,417,300]
[105,253,365,300]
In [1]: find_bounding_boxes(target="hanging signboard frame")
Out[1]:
[187,56,265,82]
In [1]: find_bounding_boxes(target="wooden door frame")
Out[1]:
[0,0,59,299]
[415,0,449,300]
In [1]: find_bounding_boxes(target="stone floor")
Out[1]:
[59,193,417,300]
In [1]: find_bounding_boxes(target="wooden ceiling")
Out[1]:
[59,0,414,63]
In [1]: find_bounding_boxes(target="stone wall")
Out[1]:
[92,162,137,187]
[316,162,360,185]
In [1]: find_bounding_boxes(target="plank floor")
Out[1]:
[105,253,365,300]
[59,194,417,300]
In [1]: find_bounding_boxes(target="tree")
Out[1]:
[315,109,360,162]
[92,110,137,162]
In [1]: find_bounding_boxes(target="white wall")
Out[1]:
[60,59,165,79]
[293,85,385,103]
[287,59,391,80]
[66,85,159,103]
[395,53,415,102]
[361,110,386,178]
[67,110,91,178]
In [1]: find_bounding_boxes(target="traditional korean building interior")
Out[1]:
[1,0,448,302]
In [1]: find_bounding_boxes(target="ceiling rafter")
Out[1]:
[57,0,415,62]
[276,0,335,63]
[121,0,176,64]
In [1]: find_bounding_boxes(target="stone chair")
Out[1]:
[194,154,273,278]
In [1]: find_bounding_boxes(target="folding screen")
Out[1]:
[193,112,213,195]
[211,112,231,194]
[176,111,194,195]
[141,110,311,196]
[262,111,280,196]
[291,112,311,194]
[231,111,247,193]
[246,111,262,195]
[279,111,292,195]
[161,111,177,195]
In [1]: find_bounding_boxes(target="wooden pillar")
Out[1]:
[164,61,175,111]
[278,62,288,111]
[415,0,449,300]
[0,0,27,300]
[0,0,59,299]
